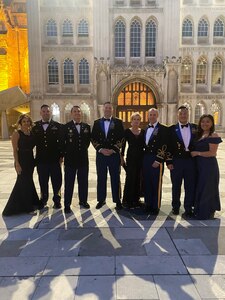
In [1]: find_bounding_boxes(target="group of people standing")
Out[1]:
[2,103,222,220]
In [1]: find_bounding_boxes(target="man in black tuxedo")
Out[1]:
[167,105,197,217]
[63,106,91,214]
[91,101,124,210]
[32,104,63,208]
[143,108,168,215]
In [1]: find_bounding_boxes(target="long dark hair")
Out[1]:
[197,114,215,139]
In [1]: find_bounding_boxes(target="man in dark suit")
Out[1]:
[143,108,168,215]
[167,105,197,217]
[32,104,63,208]
[91,101,124,210]
[63,106,91,214]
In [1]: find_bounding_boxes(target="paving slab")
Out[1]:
[191,275,225,299]
[143,238,179,256]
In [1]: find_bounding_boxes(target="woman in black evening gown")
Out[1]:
[2,114,41,216]
[191,114,222,220]
[121,112,145,208]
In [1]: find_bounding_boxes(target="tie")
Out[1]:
[148,125,154,128]
[42,121,49,125]
[181,124,188,128]
[75,122,81,125]
[104,118,110,122]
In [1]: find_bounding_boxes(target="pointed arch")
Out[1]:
[115,19,126,58]
[48,57,59,84]
[130,19,141,58]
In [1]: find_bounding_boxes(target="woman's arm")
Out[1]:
[191,133,219,157]
[11,131,22,174]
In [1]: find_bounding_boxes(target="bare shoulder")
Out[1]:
[11,130,19,139]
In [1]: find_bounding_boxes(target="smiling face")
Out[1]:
[71,106,81,123]
[178,108,189,124]
[200,116,213,132]
[148,109,158,125]
[19,116,32,131]
[103,103,113,119]
[131,115,141,127]
[40,106,51,122]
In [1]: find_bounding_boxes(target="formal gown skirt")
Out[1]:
[2,131,40,216]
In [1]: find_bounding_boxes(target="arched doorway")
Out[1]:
[115,81,156,128]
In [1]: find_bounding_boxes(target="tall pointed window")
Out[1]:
[78,19,88,37]
[181,57,192,84]
[63,58,74,84]
[48,58,59,84]
[196,57,207,84]
[46,19,57,36]
[182,18,193,37]
[212,57,222,85]
[62,19,73,37]
[130,19,141,58]
[115,20,125,58]
[145,20,156,57]
[79,58,89,84]
[198,19,208,37]
[214,18,224,37]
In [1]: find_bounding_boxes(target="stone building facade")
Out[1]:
[26,0,225,130]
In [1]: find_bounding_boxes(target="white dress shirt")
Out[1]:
[73,120,81,134]
[145,121,158,145]
[179,122,191,151]
[104,117,111,137]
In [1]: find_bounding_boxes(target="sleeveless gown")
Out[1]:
[194,136,222,219]
[121,128,145,207]
[2,130,41,216]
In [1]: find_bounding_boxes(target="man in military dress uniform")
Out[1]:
[63,106,91,214]
[143,108,168,215]
[32,104,63,208]
[167,105,197,217]
[91,102,124,209]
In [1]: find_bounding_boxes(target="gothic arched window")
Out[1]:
[79,58,89,84]
[130,19,141,58]
[196,57,207,84]
[212,57,223,85]
[63,58,74,84]
[181,57,192,84]
[48,58,59,84]
[182,18,193,37]
[46,19,57,37]
[62,19,73,37]
[78,19,89,37]
[198,19,208,37]
[115,20,126,58]
[145,20,156,57]
[214,18,224,37]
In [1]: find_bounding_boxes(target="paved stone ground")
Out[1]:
[0,140,225,300]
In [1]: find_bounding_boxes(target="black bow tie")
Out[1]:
[148,125,154,128]
[75,122,81,125]
[181,124,188,128]
[104,118,110,122]
[42,121,49,125]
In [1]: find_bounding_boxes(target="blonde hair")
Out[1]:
[17,114,33,128]
[130,112,141,121]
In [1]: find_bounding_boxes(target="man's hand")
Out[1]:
[167,164,174,170]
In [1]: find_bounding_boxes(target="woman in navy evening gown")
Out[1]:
[191,114,222,220]
[2,114,41,216]
[121,112,145,208]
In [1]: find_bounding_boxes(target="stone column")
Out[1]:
[1,110,9,139]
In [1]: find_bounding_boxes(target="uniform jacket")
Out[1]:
[91,117,124,153]
[63,121,91,167]
[144,122,169,163]
[166,122,198,164]
[32,120,63,163]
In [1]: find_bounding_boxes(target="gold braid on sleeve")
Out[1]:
[91,139,100,149]
[157,144,168,160]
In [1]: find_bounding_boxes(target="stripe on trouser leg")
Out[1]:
[157,163,163,208]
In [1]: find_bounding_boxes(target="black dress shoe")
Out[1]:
[115,202,123,210]
[53,202,62,209]
[183,211,193,218]
[79,202,90,209]
[172,208,180,215]
[96,201,106,209]
[64,207,72,214]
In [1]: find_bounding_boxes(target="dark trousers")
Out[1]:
[96,152,121,203]
[143,154,164,210]
[64,164,89,208]
[170,157,196,211]
[37,162,62,204]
